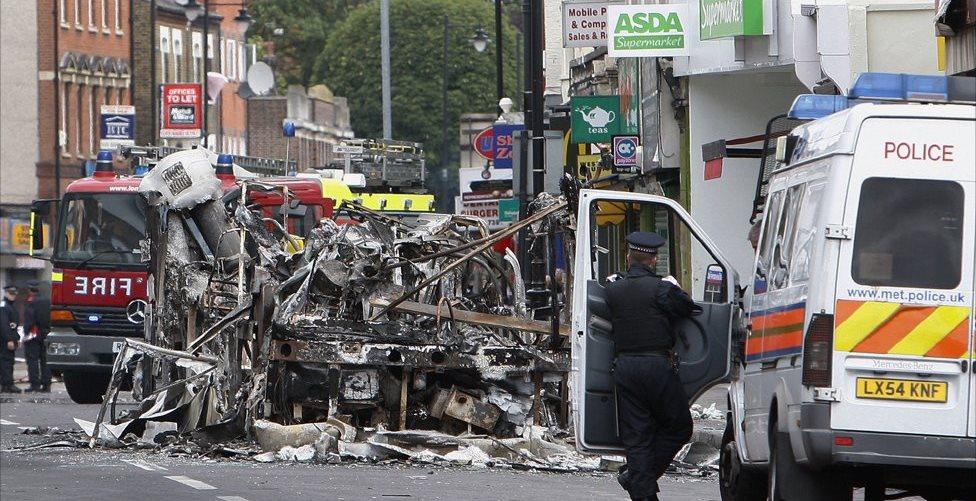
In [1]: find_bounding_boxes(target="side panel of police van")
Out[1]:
[831,117,975,437]
[739,160,831,463]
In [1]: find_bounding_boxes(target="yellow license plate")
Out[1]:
[856,377,947,403]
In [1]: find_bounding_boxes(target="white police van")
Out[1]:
[571,73,976,501]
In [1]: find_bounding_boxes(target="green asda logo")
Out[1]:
[612,12,685,51]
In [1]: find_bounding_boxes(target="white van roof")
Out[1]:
[783,103,975,168]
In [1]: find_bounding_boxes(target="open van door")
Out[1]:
[571,189,740,452]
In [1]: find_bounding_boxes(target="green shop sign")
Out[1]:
[699,0,763,40]
[498,198,519,223]
[571,95,621,143]
[607,4,690,58]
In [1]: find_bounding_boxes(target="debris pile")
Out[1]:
[87,149,573,457]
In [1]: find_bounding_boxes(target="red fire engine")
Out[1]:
[30,149,329,403]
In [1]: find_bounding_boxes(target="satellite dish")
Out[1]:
[246,62,274,96]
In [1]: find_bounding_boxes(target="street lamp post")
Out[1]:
[439,17,491,212]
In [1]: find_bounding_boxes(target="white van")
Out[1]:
[571,73,976,500]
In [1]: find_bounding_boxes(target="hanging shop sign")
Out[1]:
[571,95,620,143]
[612,135,640,169]
[699,0,763,40]
[492,123,524,169]
[607,4,691,58]
[160,83,202,139]
[99,105,136,149]
[473,127,494,160]
[561,1,622,48]
[457,167,514,230]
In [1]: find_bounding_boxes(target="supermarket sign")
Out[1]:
[607,4,690,57]
[699,0,763,40]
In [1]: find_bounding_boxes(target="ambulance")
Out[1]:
[570,73,976,500]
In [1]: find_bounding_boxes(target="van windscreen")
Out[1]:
[852,177,964,289]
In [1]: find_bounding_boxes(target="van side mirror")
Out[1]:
[29,200,54,254]
[703,264,728,303]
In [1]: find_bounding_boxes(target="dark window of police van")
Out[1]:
[852,178,964,289]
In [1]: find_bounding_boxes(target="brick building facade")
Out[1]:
[246,85,354,171]
[131,0,255,152]
[36,0,132,199]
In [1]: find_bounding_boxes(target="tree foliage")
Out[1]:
[249,0,365,88]
[317,0,520,168]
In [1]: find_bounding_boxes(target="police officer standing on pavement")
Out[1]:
[606,232,697,501]
[23,281,52,392]
[1,285,23,393]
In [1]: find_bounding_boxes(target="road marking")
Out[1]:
[165,475,217,490]
[217,497,251,501]
[121,458,168,471]
[0,419,19,426]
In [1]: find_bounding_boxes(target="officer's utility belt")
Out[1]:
[616,349,679,372]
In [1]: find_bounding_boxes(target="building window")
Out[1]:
[60,0,68,27]
[192,32,203,83]
[159,26,170,83]
[207,34,214,60]
[100,0,108,32]
[88,86,96,156]
[59,82,68,153]
[239,43,247,79]
[114,0,122,34]
[88,0,96,31]
[226,39,236,80]
[75,84,82,157]
[172,29,183,82]
[74,0,81,28]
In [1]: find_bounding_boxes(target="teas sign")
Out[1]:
[699,0,763,40]
[607,4,691,58]
[160,83,202,138]
[571,95,620,143]
[492,123,524,169]
[561,1,621,48]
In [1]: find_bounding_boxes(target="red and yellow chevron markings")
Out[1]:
[835,300,972,359]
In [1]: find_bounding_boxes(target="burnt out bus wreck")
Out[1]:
[94,149,573,445]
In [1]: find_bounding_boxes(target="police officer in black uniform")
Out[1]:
[606,232,697,501]
[23,281,52,392]
[1,285,22,393]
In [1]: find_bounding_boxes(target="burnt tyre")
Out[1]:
[63,371,110,404]
[720,420,765,501]
[768,430,852,501]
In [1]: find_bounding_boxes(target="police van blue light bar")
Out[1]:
[787,94,848,120]
[848,72,975,102]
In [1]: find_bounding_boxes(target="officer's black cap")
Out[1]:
[27,280,40,292]
[2,285,18,293]
[626,231,666,254]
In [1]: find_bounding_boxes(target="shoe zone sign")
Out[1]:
[571,95,621,143]
[607,4,690,58]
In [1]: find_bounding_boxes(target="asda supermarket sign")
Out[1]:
[607,4,690,57]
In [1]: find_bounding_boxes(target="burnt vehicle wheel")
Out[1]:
[719,420,764,501]
[63,371,109,404]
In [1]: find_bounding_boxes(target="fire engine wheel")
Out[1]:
[719,420,765,501]
[63,371,110,404]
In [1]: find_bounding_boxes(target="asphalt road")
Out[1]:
[1,369,723,501]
